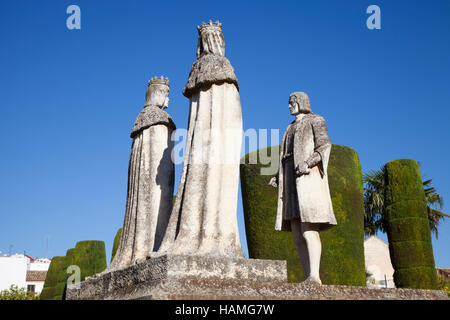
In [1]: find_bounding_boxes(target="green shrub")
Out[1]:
[0,285,40,300]
[40,256,67,300]
[71,241,107,282]
[384,159,438,289]
[111,228,123,262]
[240,144,366,285]
[320,144,366,286]
[40,240,107,300]
[437,274,450,297]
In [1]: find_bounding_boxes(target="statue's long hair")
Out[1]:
[196,29,225,58]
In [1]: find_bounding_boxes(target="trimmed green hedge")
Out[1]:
[71,241,107,282]
[111,228,123,263]
[40,240,107,300]
[39,256,67,300]
[240,144,366,285]
[320,144,366,286]
[240,145,304,282]
[384,159,438,289]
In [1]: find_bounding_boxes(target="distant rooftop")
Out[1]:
[0,254,50,260]
[26,270,47,281]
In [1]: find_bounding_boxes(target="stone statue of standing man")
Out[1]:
[270,92,337,285]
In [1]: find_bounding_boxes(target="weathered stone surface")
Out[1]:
[183,54,239,98]
[183,20,239,98]
[106,77,175,273]
[155,21,243,258]
[136,279,448,300]
[270,92,337,285]
[131,105,175,138]
[66,255,286,300]
[275,93,336,232]
[66,255,448,300]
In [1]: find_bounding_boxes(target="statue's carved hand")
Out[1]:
[296,162,311,177]
[306,152,321,169]
[268,176,278,188]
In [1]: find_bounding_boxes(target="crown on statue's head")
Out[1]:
[148,76,169,87]
[197,20,222,35]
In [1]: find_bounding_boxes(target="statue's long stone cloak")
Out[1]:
[109,105,176,270]
[275,114,337,232]
[156,54,244,257]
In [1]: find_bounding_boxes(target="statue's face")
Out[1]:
[289,96,300,115]
[162,96,169,109]
[148,85,169,109]
[289,93,311,115]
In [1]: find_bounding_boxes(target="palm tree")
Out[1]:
[363,166,449,239]
[363,167,387,236]
[423,178,448,238]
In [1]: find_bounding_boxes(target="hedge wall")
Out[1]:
[39,256,67,300]
[111,228,123,263]
[71,241,107,282]
[321,144,366,285]
[240,144,366,285]
[384,159,438,289]
[40,240,107,300]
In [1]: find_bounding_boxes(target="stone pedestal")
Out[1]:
[65,255,448,300]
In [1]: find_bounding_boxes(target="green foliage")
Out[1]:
[384,159,438,289]
[423,178,449,239]
[384,160,425,204]
[240,144,366,285]
[363,167,387,235]
[40,256,67,300]
[40,240,107,300]
[240,145,305,283]
[363,166,447,239]
[111,228,123,262]
[320,144,366,286]
[71,241,107,282]
[437,274,450,297]
[0,285,40,300]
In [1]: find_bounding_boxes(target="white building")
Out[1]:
[364,236,396,288]
[0,254,50,296]
[0,254,28,292]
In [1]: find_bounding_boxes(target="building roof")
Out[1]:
[24,254,34,261]
[364,235,389,247]
[437,268,450,275]
[26,270,47,281]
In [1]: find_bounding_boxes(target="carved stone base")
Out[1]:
[65,255,448,300]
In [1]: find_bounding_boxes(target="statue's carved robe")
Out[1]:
[109,105,176,270]
[157,54,244,257]
[275,113,337,232]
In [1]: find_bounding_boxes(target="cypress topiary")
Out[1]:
[71,241,107,282]
[111,228,123,263]
[41,240,107,300]
[320,144,366,285]
[241,145,304,282]
[240,144,366,285]
[61,247,78,299]
[40,256,67,300]
[384,159,438,289]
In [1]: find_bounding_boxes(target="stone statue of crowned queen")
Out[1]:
[106,76,176,272]
[155,20,244,258]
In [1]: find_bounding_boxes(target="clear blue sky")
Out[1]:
[0,0,449,267]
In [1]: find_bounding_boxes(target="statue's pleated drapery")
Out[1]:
[109,107,175,270]
[158,82,243,257]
